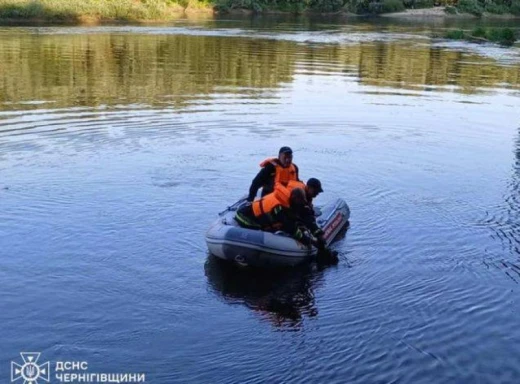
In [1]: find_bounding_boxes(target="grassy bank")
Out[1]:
[0,0,212,23]
[0,0,519,22]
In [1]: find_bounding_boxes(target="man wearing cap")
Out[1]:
[247,146,299,202]
[287,178,326,250]
[304,177,324,207]
[284,178,323,207]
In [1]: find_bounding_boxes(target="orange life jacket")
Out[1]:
[252,184,291,217]
[280,180,313,204]
[259,157,298,186]
[251,184,291,230]
[285,180,306,192]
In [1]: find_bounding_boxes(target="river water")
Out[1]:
[1,16,519,383]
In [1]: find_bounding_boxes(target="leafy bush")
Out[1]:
[511,0,520,14]
[344,0,373,13]
[0,0,44,17]
[446,27,517,46]
[444,4,457,12]
[471,26,487,37]
[413,0,433,8]
[486,27,516,45]
[175,0,191,8]
[484,2,509,12]
[382,0,405,12]
[308,0,344,12]
[368,0,383,12]
[214,0,266,11]
[489,0,511,5]
[457,0,484,15]
[469,27,516,45]
[274,0,307,12]
[435,0,457,5]
[445,29,466,39]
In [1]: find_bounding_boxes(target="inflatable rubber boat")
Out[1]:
[205,197,350,268]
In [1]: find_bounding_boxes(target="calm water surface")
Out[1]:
[1,16,520,383]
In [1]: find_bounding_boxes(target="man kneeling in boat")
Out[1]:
[236,186,319,248]
[281,178,326,250]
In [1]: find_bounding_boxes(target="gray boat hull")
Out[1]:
[205,198,350,267]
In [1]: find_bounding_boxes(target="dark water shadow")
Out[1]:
[202,222,351,329]
[204,254,332,329]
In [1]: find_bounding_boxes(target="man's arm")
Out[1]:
[298,205,326,249]
[247,164,275,202]
[273,207,312,246]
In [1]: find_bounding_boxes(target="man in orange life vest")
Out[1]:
[284,178,326,249]
[236,186,317,247]
[247,146,299,202]
[286,178,323,208]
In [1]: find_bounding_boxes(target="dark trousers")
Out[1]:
[235,204,261,230]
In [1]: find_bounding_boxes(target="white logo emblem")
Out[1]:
[11,352,50,383]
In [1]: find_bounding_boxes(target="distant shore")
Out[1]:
[0,0,212,24]
[381,6,468,18]
[0,1,519,24]
[231,6,520,18]
[381,6,520,18]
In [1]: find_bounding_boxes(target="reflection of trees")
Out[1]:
[204,255,325,329]
[304,43,520,93]
[0,33,519,110]
[0,34,297,109]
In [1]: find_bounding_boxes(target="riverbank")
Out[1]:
[0,0,519,24]
[382,7,468,18]
[382,6,520,19]
[0,0,212,24]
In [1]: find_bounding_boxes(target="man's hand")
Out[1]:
[300,233,313,248]
[315,235,326,251]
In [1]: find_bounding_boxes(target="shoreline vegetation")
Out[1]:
[443,26,517,45]
[0,1,517,46]
[0,0,519,24]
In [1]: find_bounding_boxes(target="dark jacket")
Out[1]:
[247,161,299,201]
[297,204,322,237]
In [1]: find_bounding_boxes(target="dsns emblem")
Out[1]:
[11,352,50,383]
